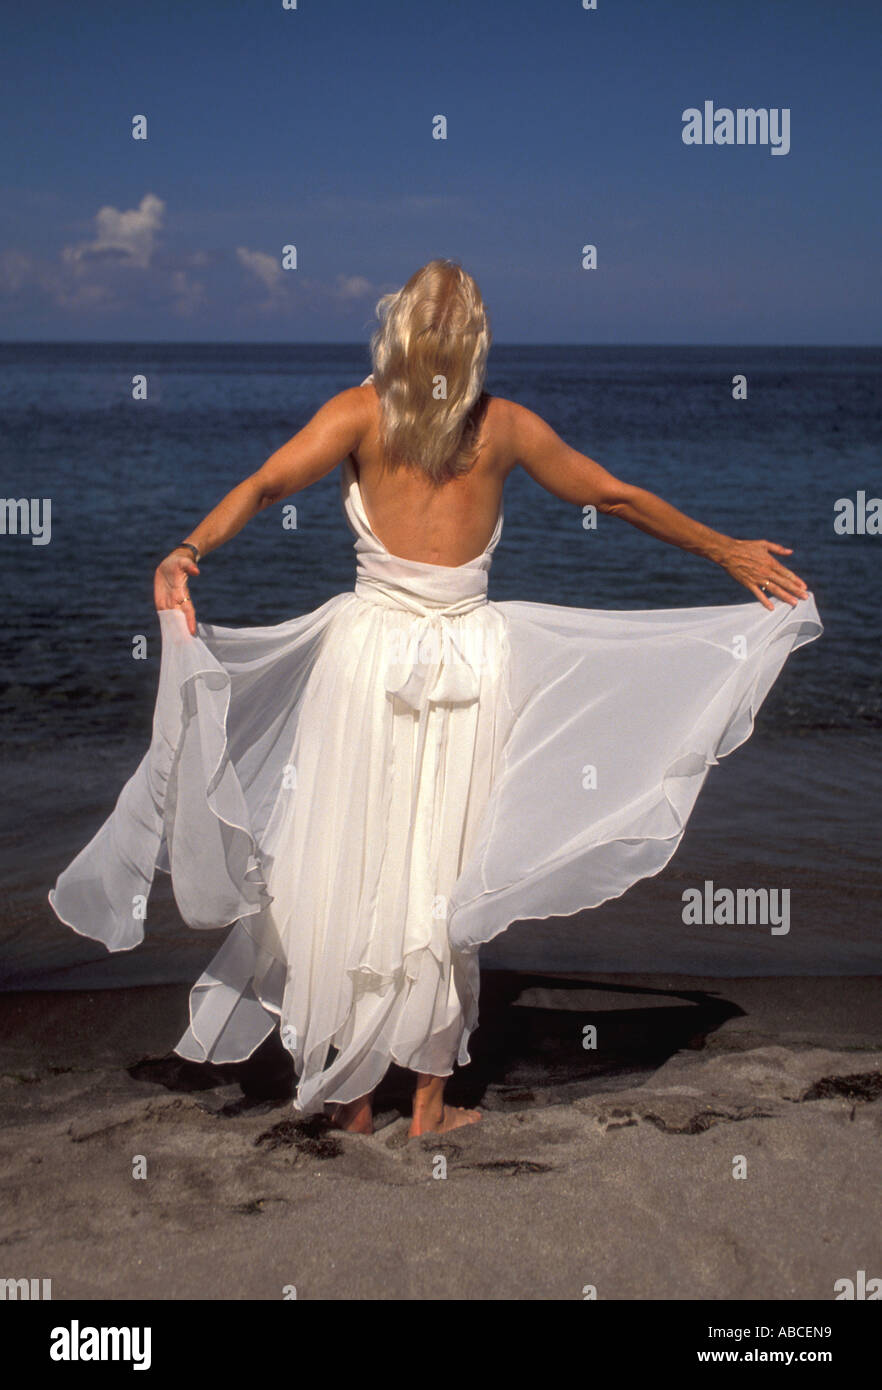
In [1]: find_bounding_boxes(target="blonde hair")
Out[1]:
[369,259,492,483]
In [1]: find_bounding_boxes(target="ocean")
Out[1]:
[1,343,879,986]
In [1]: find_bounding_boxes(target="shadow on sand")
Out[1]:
[128,970,744,1124]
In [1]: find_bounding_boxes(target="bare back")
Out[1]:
[250,377,633,574]
[350,381,516,566]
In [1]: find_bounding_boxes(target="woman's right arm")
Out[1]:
[153,474,269,633]
[154,387,369,634]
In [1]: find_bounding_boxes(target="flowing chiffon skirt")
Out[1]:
[48,449,823,1115]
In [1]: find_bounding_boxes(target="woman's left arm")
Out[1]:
[511,404,810,611]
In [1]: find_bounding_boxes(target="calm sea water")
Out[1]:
[0,343,878,749]
[1,343,879,986]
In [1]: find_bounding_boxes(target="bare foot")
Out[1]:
[328,1095,374,1135]
[409,1104,482,1137]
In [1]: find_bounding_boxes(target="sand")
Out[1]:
[0,973,879,1300]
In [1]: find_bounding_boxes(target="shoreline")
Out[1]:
[6,729,881,989]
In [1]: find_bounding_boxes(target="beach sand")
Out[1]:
[1,973,879,1300]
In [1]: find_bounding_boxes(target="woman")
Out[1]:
[49,259,821,1136]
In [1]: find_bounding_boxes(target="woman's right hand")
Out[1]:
[154,550,200,635]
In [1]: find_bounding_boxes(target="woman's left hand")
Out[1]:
[721,539,810,611]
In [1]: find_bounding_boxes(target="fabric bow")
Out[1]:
[383,614,482,711]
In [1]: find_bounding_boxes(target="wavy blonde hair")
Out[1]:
[369,259,492,483]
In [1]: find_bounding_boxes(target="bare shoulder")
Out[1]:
[484,395,556,467]
[353,378,381,427]
[483,396,627,507]
[307,383,375,442]
[332,382,375,416]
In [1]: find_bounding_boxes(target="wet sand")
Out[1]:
[0,973,879,1300]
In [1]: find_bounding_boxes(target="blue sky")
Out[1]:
[1,0,879,342]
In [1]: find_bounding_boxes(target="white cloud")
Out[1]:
[62,193,165,270]
[235,251,378,314]
[171,270,206,317]
[333,274,373,301]
[1,196,384,324]
[0,249,38,292]
[55,281,117,311]
[235,246,286,295]
[0,248,93,306]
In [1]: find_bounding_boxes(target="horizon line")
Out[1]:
[1,339,879,350]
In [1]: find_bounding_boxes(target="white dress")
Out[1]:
[48,381,823,1113]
